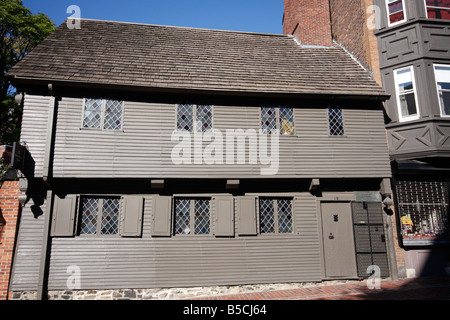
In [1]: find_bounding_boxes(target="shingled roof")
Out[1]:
[7,19,387,98]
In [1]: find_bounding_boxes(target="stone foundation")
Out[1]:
[10,280,368,300]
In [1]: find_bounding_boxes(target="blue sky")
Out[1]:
[23,0,284,34]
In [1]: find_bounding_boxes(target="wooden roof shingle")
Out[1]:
[7,19,387,98]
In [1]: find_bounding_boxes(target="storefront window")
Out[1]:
[396,180,449,244]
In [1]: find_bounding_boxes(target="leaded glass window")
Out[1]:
[82,98,123,130]
[83,98,102,129]
[174,198,211,235]
[259,198,293,234]
[177,104,213,132]
[279,107,295,135]
[328,106,345,136]
[79,197,120,236]
[261,107,277,134]
[261,106,294,135]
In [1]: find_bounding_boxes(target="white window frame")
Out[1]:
[386,0,407,27]
[433,64,450,117]
[81,98,124,131]
[176,104,214,133]
[393,66,420,122]
[424,0,450,20]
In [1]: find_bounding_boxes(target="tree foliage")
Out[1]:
[0,0,55,145]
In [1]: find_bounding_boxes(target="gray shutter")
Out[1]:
[50,194,77,237]
[120,195,144,237]
[236,196,257,235]
[151,195,172,237]
[213,196,234,237]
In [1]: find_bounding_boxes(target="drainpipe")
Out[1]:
[37,84,57,300]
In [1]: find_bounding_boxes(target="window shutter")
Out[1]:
[213,196,234,237]
[51,194,77,237]
[151,195,172,237]
[236,196,257,235]
[120,195,144,237]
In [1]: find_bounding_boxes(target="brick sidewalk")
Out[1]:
[191,277,450,300]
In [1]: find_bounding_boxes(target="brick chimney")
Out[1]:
[283,0,333,47]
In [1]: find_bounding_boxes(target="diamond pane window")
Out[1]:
[196,105,213,133]
[83,98,102,129]
[80,198,99,235]
[101,198,120,235]
[260,198,275,233]
[279,108,294,135]
[175,199,191,235]
[426,0,450,20]
[174,198,211,235]
[177,104,194,132]
[387,0,406,25]
[259,198,293,234]
[177,104,213,132]
[104,100,123,130]
[261,107,277,134]
[79,197,120,236]
[328,107,344,136]
[82,98,124,130]
[194,199,211,234]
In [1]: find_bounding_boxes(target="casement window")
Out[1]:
[386,0,407,26]
[174,198,211,235]
[394,66,420,122]
[82,98,124,130]
[79,197,120,235]
[328,107,344,136]
[433,64,450,116]
[260,107,294,135]
[177,104,213,132]
[50,195,143,237]
[259,198,293,234]
[425,0,450,20]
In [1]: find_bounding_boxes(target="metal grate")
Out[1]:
[83,98,102,129]
[396,180,449,241]
[177,104,194,132]
[101,198,120,235]
[277,199,293,233]
[279,108,294,135]
[194,199,210,234]
[104,100,123,130]
[175,199,191,235]
[260,199,275,233]
[261,107,277,134]
[80,198,99,235]
[195,105,213,133]
[328,107,344,136]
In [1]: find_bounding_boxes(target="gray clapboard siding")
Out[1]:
[19,95,391,179]
[43,193,322,290]
[20,95,51,178]
[9,199,47,291]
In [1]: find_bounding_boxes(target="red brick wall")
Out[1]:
[0,181,20,300]
[329,0,382,84]
[283,0,333,46]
